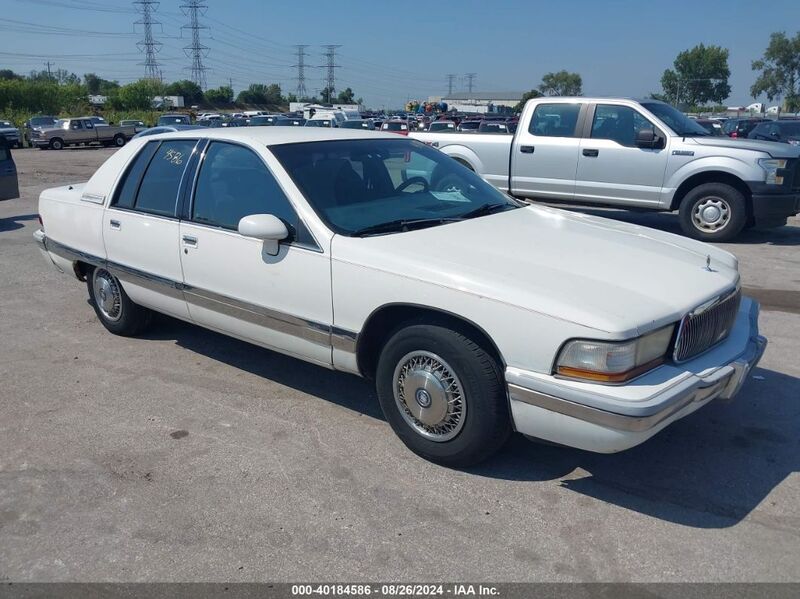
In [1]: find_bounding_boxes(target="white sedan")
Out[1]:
[34,128,766,466]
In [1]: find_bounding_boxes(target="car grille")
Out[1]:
[673,288,741,362]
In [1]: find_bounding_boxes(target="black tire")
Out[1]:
[49,138,64,151]
[86,266,152,336]
[375,323,510,467]
[113,134,126,147]
[678,182,748,242]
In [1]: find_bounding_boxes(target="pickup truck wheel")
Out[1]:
[113,134,126,147]
[375,324,510,467]
[679,183,747,242]
[87,267,152,336]
[49,138,64,150]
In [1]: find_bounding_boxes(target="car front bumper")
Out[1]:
[506,297,766,453]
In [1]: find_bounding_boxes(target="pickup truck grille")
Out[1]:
[673,288,741,362]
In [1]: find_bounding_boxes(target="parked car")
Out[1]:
[478,121,512,134]
[411,97,800,241]
[722,117,769,139]
[694,118,723,136]
[456,120,482,132]
[428,120,456,133]
[341,119,374,130]
[0,136,19,200]
[158,114,192,126]
[133,125,202,138]
[30,117,136,150]
[274,118,306,127]
[0,120,21,148]
[249,115,287,126]
[34,128,766,466]
[305,118,339,128]
[380,120,409,135]
[24,115,57,147]
[120,120,148,134]
[748,120,800,145]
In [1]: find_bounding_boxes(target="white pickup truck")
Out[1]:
[411,98,800,241]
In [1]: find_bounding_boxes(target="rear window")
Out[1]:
[459,121,481,130]
[382,122,408,131]
[529,103,582,137]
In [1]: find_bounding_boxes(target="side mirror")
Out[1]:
[635,128,662,149]
[238,214,288,256]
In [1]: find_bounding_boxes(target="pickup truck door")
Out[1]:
[0,138,20,200]
[510,101,585,201]
[178,141,333,366]
[103,138,199,320]
[574,103,669,207]
[69,119,93,144]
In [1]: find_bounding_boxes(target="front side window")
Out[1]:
[529,103,582,137]
[591,104,653,147]
[192,142,311,244]
[133,140,197,216]
[271,138,519,236]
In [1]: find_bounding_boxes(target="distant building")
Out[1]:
[442,91,524,114]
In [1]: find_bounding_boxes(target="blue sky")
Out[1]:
[2,0,798,109]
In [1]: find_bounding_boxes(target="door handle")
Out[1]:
[520,145,535,154]
[582,149,599,157]
[109,219,121,230]
[182,235,198,247]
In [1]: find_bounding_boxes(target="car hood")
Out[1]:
[0,127,18,133]
[690,135,800,157]
[334,206,740,336]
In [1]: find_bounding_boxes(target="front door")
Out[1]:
[178,141,332,366]
[510,101,584,201]
[0,138,19,200]
[575,103,669,207]
[103,138,199,320]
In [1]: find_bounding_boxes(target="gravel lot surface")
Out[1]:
[1,147,798,582]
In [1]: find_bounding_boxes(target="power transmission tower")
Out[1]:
[293,44,309,99]
[133,0,162,81]
[446,74,456,96]
[181,0,209,89]
[320,45,341,102]
[464,73,477,93]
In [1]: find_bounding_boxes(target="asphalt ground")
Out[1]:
[1,147,798,582]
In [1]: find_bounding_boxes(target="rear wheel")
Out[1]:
[375,324,510,467]
[87,267,152,336]
[678,182,747,242]
[113,134,126,147]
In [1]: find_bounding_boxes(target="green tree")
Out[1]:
[336,87,355,104]
[164,79,204,105]
[236,83,284,106]
[205,85,234,105]
[751,31,800,112]
[0,69,22,81]
[660,44,731,106]
[539,71,582,96]
[113,79,163,111]
[514,89,543,112]
[320,86,335,103]
[84,73,119,95]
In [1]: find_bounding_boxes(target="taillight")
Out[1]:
[731,131,738,138]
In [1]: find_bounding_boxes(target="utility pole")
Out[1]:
[44,61,53,80]
[293,44,309,99]
[464,73,477,93]
[133,0,162,81]
[181,0,209,90]
[320,45,341,103]
[446,74,456,96]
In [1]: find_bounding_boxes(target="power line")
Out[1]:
[446,74,456,95]
[464,72,477,93]
[180,0,209,89]
[133,0,162,81]
[320,44,341,100]
[293,44,309,99]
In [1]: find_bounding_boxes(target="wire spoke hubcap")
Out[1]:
[393,351,466,442]
[692,196,731,232]
[93,269,122,322]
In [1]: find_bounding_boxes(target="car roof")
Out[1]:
[144,127,398,145]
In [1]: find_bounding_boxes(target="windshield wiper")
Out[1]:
[459,202,514,219]
[351,217,461,237]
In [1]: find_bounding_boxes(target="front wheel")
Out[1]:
[49,138,64,150]
[87,267,152,336]
[678,183,747,242]
[375,324,510,467]
[113,134,126,147]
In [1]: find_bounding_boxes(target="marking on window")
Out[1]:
[164,149,184,165]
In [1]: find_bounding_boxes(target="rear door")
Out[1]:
[103,138,200,320]
[510,101,585,201]
[574,103,669,207]
[0,137,20,200]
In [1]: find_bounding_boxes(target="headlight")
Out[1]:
[555,326,674,383]
[758,158,787,185]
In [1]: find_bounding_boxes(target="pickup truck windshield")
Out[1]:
[271,139,519,236]
[640,102,710,136]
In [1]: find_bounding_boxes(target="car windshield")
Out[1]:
[306,120,332,127]
[341,120,367,129]
[459,121,481,130]
[271,138,519,236]
[640,102,710,136]
[430,122,455,131]
[383,122,407,131]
